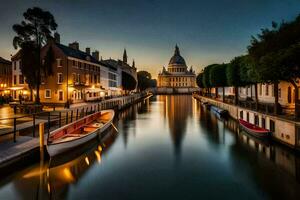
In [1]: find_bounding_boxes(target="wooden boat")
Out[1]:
[47,109,115,157]
[210,105,228,118]
[238,119,270,138]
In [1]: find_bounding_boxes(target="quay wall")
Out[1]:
[194,94,300,149]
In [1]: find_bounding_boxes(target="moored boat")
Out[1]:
[238,119,270,138]
[210,105,228,118]
[47,109,115,157]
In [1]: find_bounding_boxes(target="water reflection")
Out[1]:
[1,95,300,199]
[159,95,193,157]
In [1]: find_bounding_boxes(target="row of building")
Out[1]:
[210,82,298,112]
[0,33,137,106]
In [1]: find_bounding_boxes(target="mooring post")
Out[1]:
[39,122,45,149]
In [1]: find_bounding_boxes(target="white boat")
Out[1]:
[47,109,115,157]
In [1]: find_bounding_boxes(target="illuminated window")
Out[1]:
[57,73,63,84]
[57,59,62,67]
[45,89,51,98]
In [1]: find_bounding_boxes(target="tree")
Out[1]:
[137,71,152,91]
[209,64,227,101]
[248,15,300,116]
[196,72,204,88]
[122,71,137,92]
[227,56,245,104]
[13,7,57,103]
[202,64,218,97]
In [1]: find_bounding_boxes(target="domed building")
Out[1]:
[157,45,197,93]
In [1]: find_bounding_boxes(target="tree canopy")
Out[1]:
[209,64,227,88]
[12,7,57,103]
[137,71,153,91]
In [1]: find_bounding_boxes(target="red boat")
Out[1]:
[238,119,270,138]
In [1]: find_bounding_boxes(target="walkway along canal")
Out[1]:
[0,95,300,199]
[0,93,151,171]
[193,94,300,150]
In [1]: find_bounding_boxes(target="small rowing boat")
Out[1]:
[47,109,115,157]
[238,119,270,138]
[210,105,228,118]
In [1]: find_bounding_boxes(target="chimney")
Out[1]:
[54,32,60,44]
[69,41,79,50]
[92,50,99,61]
[86,47,91,55]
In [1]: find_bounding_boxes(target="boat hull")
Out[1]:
[47,130,98,157]
[47,110,114,157]
[239,119,270,139]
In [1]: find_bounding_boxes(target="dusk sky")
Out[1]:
[1,0,300,77]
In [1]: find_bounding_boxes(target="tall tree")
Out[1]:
[202,64,217,97]
[209,64,227,102]
[248,15,300,116]
[227,56,245,105]
[13,7,57,103]
[137,71,152,91]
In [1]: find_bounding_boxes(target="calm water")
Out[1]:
[1,95,300,200]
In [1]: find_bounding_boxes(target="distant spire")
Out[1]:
[123,48,127,64]
[132,59,135,68]
[175,44,180,55]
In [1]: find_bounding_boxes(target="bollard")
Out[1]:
[39,123,45,148]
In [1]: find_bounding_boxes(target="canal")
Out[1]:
[1,95,300,200]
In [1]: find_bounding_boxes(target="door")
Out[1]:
[58,90,63,101]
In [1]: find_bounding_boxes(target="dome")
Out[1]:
[168,45,186,66]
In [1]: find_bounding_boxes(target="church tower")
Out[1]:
[123,49,127,64]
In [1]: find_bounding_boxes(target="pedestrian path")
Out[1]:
[0,136,39,168]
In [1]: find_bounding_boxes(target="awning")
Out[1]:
[7,87,25,90]
[85,88,105,93]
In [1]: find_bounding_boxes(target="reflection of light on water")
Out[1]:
[98,145,102,152]
[94,151,101,164]
[85,157,90,165]
[47,183,51,193]
[63,168,75,182]
[23,167,46,178]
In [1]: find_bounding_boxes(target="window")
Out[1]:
[288,86,292,103]
[57,73,63,84]
[278,88,281,98]
[259,84,262,95]
[57,59,62,67]
[262,118,266,129]
[58,90,64,101]
[13,75,17,85]
[246,112,249,122]
[19,75,24,84]
[77,74,80,83]
[72,73,76,82]
[270,119,275,132]
[254,115,259,126]
[45,89,51,98]
[265,84,269,96]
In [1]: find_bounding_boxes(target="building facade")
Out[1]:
[10,37,137,105]
[157,45,197,93]
[0,57,12,96]
[11,52,30,100]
